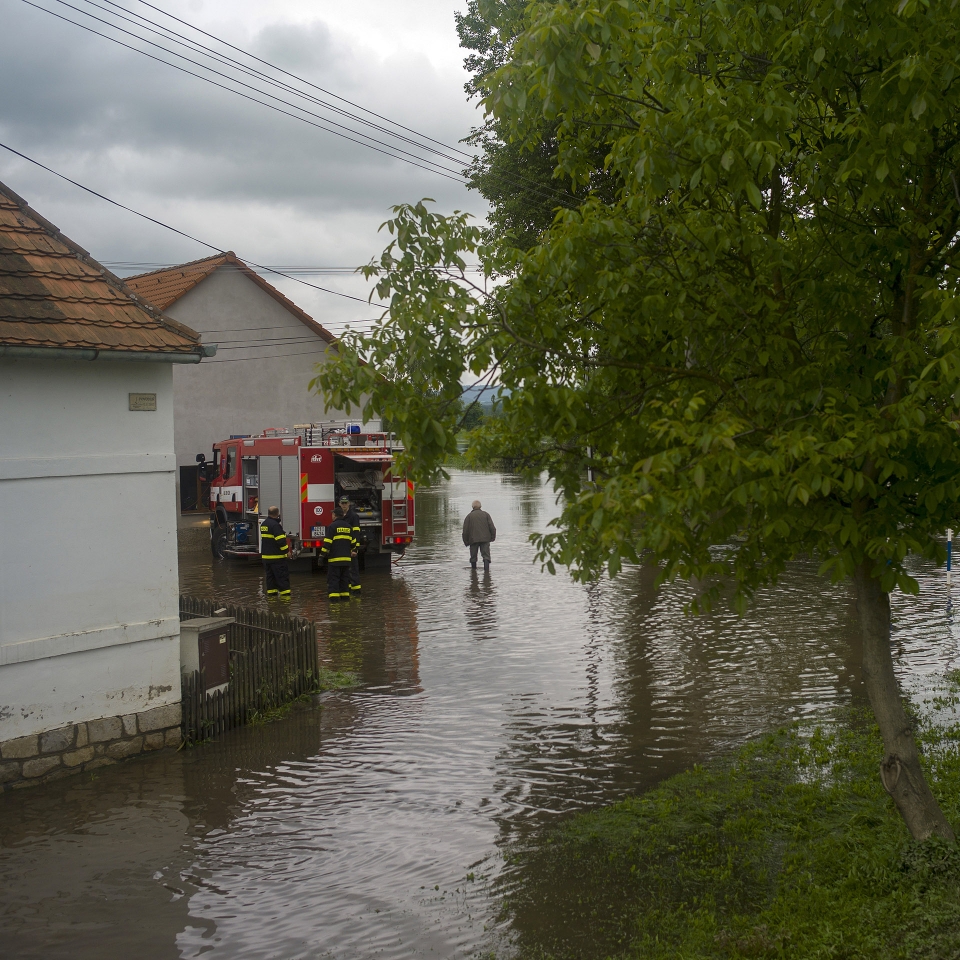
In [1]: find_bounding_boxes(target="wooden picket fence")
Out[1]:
[179,596,320,743]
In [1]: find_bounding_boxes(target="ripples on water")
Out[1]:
[2,470,959,959]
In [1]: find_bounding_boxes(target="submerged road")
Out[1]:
[1,469,958,958]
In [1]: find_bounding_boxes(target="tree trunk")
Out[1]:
[854,562,955,841]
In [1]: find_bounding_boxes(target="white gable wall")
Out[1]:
[0,358,181,740]
[162,266,345,470]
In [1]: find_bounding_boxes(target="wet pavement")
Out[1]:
[2,469,959,959]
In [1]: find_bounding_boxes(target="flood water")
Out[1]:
[2,469,959,959]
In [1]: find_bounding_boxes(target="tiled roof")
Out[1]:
[125,253,337,344]
[0,181,204,355]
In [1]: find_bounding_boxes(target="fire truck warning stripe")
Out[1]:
[300,473,308,502]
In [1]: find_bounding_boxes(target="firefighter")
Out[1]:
[339,494,362,595]
[321,504,357,602]
[260,506,291,600]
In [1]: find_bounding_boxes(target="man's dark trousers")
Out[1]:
[469,542,491,567]
[342,506,362,594]
[327,563,350,601]
[264,560,290,598]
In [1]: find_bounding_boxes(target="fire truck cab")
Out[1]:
[202,423,414,571]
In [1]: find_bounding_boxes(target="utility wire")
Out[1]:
[204,347,330,363]
[95,0,474,165]
[57,0,472,179]
[0,139,384,307]
[129,0,474,161]
[104,261,485,274]
[20,0,580,207]
[24,0,470,184]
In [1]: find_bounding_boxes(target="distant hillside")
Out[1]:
[461,383,506,410]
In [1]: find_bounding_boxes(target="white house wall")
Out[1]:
[163,266,346,469]
[0,359,181,741]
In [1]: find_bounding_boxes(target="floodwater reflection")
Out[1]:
[1,469,958,959]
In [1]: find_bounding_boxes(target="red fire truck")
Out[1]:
[200,423,414,571]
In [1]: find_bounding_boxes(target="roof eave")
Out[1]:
[0,344,215,363]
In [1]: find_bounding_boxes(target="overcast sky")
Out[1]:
[0,0,483,334]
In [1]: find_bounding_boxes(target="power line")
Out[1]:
[22,0,471,185]
[161,321,381,335]
[203,346,330,363]
[53,0,472,181]
[0,139,383,306]
[97,0,475,165]
[103,261,485,274]
[215,336,326,348]
[128,0,474,161]
[19,0,579,207]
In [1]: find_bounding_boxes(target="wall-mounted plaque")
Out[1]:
[129,392,157,411]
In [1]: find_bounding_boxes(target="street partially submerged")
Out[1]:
[1,470,958,959]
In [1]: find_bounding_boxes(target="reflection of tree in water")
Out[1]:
[502,474,547,534]
[179,705,325,831]
[497,560,865,960]
[319,576,421,692]
[605,559,863,765]
[488,569,668,838]
[382,577,421,691]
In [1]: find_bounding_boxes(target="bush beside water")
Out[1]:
[505,678,960,959]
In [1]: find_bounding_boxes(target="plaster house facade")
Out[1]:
[0,181,211,789]
[125,254,356,510]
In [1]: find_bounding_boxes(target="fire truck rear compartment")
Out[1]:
[258,455,302,537]
[334,458,390,570]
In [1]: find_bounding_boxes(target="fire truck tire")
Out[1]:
[211,530,228,560]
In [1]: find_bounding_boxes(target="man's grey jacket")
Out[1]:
[462,508,497,546]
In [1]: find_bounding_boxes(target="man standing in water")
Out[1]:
[260,506,290,600]
[322,504,358,602]
[339,494,362,596]
[462,499,497,570]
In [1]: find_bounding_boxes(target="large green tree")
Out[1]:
[315,0,960,840]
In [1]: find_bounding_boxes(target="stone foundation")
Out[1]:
[0,702,181,791]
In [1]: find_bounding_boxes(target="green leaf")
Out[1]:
[745,181,763,209]
[813,46,825,64]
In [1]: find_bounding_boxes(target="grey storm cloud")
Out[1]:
[0,0,483,332]
[0,1,479,209]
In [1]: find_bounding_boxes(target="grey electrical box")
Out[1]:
[180,616,234,694]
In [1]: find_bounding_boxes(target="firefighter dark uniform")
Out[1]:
[260,515,290,599]
[340,500,362,594]
[321,515,357,602]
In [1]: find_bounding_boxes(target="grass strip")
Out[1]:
[505,680,960,959]
[247,668,359,726]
